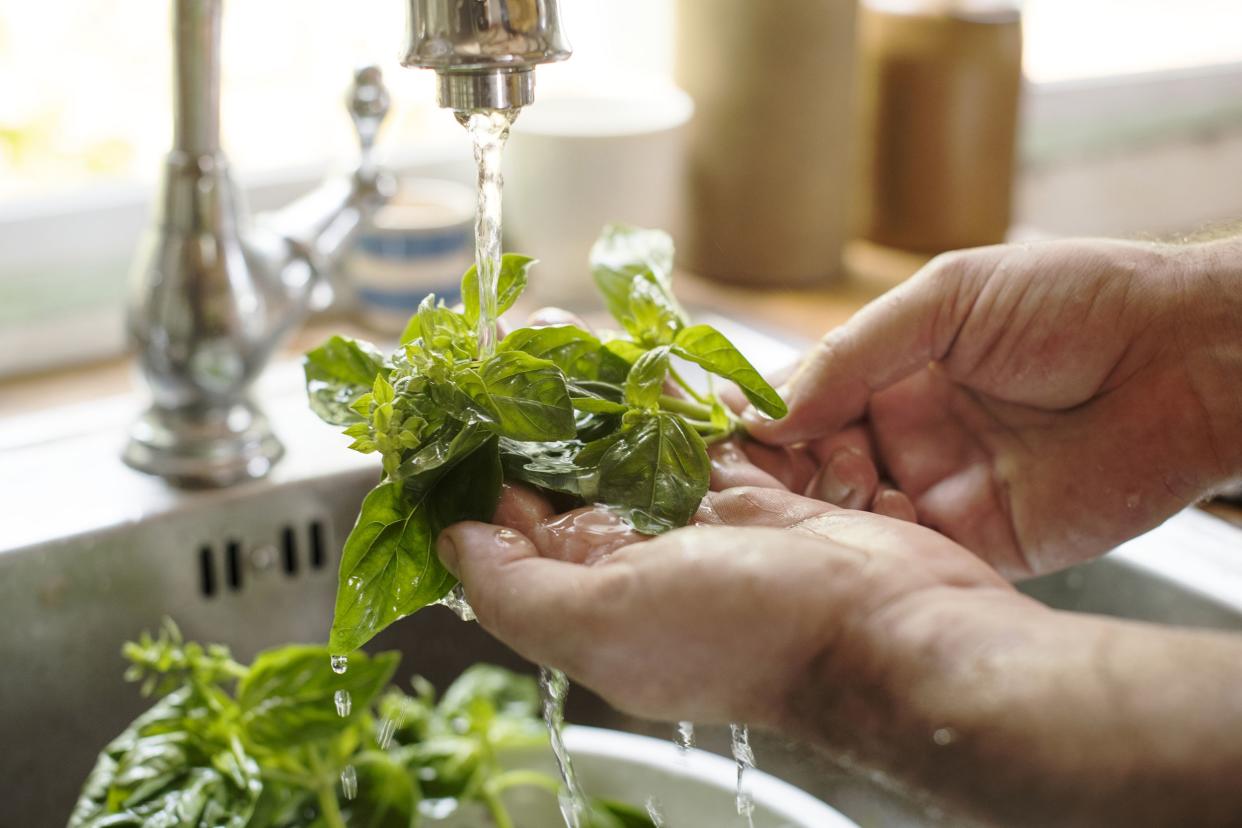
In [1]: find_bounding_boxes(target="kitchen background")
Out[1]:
[3,0,1242,375]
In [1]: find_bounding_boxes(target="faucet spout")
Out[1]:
[402,0,571,110]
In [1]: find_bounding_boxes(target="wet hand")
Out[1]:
[744,239,1242,577]
[436,485,1012,727]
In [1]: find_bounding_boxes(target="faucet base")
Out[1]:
[123,401,284,488]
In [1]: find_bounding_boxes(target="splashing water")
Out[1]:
[455,108,518,358]
[676,720,696,752]
[730,723,756,828]
[340,763,358,800]
[645,796,667,827]
[436,584,477,622]
[330,655,348,675]
[540,666,588,828]
[334,689,352,718]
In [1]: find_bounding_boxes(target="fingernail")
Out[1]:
[817,449,860,505]
[436,532,459,576]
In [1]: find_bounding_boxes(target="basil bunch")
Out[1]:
[306,225,787,654]
[70,621,653,828]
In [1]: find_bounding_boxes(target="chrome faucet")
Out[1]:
[403,0,571,110]
[124,0,394,487]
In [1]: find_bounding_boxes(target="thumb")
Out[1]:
[436,521,602,667]
[743,250,986,445]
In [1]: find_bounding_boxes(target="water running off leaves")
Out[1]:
[730,723,757,827]
[541,665,589,828]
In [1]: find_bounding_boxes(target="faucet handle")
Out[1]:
[348,65,390,168]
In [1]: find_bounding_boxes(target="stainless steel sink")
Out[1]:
[3,318,1241,827]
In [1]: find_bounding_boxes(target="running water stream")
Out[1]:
[730,723,757,828]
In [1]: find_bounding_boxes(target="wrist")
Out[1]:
[1174,239,1242,482]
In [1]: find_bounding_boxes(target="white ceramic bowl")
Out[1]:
[436,725,859,828]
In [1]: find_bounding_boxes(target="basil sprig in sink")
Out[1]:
[305,224,787,654]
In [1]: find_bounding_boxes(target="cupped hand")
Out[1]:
[436,484,1015,728]
[745,239,1242,578]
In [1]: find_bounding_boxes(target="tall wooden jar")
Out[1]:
[675,0,859,287]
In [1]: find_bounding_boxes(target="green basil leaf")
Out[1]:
[498,324,628,382]
[462,253,536,326]
[69,689,262,828]
[602,338,646,366]
[672,324,788,418]
[304,336,386,425]
[588,798,660,828]
[625,277,684,346]
[438,664,540,720]
[238,645,398,748]
[596,412,710,534]
[414,294,475,359]
[624,346,670,410]
[343,751,419,828]
[394,420,489,482]
[499,438,593,497]
[425,436,503,538]
[456,351,576,442]
[569,381,629,415]
[329,483,454,653]
[590,224,675,324]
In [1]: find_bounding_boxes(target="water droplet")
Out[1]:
[334,689,352,717]
[676,720,696,751]
[330,655,348,675]
[730,723,756,828]
[933,727,957,746]
[1125,492,1141,510]
[377,716,398,750]
[340,764,357,800]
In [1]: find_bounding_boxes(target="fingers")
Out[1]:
[872,485,918,522]
[493,483,644,564]
[436,521,614,668]
[698,487,838,528]
[802,427,879,510]
[709,439,789,491]
[743,250,992,445]
[527,307,589,329]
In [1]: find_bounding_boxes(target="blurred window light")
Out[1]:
[1,0,1237,204]
[1024,0,1242,84]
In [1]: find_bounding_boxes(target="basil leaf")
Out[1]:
[603,338,646,366]
[625,277,684,346]
[499,438,593,497]
[462,253,536,326]
[439,664,540,720]
[238,646,398,748]
[346,751,419,828]
[414,294,475,358]
[569,381,629,415]
[304,335,386,425]
[329,483,454,654]
[590,223,675,324]
[456,351,576,442]
[673,324,788,418]
[589,798,660,828]
[394,420,489,482]
[596,412,710,534]
[425,435,503,539]
[624,346,670,410]
[498,324,629,382]
[69,688,261,828]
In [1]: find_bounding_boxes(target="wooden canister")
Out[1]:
[675,0,859,287]
[855,0,1022,253]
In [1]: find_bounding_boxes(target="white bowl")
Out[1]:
[434,725,859,827]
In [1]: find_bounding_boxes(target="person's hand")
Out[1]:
[744,238,1242,578]
[435,485,1016,727]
